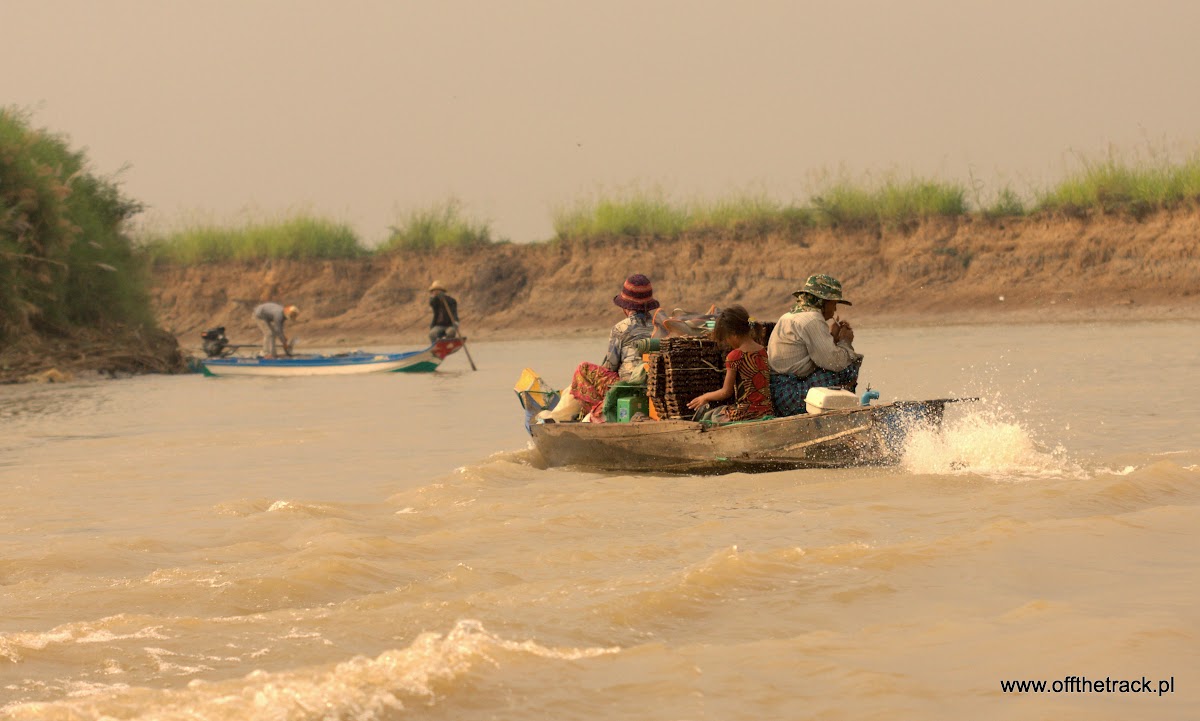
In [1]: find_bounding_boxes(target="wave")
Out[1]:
[383,448,567,510]
[0,614,169,664]
[131,552,403,614]
[213,498,364,519]
[1,620,619,721]
[453,447,550,481]
[1072,460,1200,514]
[595,543,884,626]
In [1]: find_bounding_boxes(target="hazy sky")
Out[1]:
[5,0,1199,243]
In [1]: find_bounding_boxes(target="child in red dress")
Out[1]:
[686,305,774,424]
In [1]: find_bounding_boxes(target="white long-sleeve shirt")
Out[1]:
[767,309,859,377]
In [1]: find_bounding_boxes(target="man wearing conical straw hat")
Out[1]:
[428,280,460,344]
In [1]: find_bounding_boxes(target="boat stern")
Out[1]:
[432,338,465,359]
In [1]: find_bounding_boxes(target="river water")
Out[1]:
[1,322,1197,720]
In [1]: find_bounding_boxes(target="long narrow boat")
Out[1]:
[522,394,970,474]
[200,338,465,377]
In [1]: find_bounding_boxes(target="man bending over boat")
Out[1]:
[767,274,862,416]
[540,274,660,422]
[253,302,299,358]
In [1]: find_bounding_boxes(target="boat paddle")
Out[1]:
[437,294,477,371]
[459,336,477,371]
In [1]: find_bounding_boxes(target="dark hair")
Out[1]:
[712,305,752,346]
[751,320,775,346]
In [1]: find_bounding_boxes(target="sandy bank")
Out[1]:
[149,210,1200,352]
[8,211,1193,384]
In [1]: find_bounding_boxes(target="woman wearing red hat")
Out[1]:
[543,274,660,422]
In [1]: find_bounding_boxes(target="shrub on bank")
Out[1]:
[553,192,819,239]
[553,192,691,239]
[380,199,493,252]
[0,107,153,338]
[142,215,365,264]
[112,149,1200,270]
[983,186,1027,218]
[1036,153,1200,217]
[553,180,968,241]
[811,178,968,227]
[691,195,818,235]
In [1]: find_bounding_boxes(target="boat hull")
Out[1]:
[200,339,464,377]
[528,400,953,473]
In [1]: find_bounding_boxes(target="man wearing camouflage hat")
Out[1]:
[767,274,864,416]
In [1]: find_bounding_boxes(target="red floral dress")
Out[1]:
[724,347,774,421]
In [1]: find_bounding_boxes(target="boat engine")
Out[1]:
[201,327,233,358]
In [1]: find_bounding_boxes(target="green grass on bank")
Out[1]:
[379,199,493,253]
[553,180,969,240]
[555,155,1200,241]
[982,187,1026,219]
[138,152,1200,266]
[691,195,816,234]
[811,179,967,227]
[1035,153,1200,216]
[553,194,690,239]
[143,201,498,263]
[553,193,818,238]
[141,216,365,264]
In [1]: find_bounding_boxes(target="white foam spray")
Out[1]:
[899,405,1086,481]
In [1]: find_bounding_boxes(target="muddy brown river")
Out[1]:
[2,322,1197,720]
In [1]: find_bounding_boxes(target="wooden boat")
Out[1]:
[199,338,465,377]
[521,393,970,474]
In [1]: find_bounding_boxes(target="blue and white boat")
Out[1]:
[199,338,466,377]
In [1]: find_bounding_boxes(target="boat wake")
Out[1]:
[453,447,548,481]
[897,404,1086,481]
[1,620,619,720]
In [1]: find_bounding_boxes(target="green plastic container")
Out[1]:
[616,395,649,423]
[601,381,648,422]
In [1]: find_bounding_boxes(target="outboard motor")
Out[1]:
[201,327,232,358]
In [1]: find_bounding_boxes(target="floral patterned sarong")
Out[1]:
[570,361,620,422]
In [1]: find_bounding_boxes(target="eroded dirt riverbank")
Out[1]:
[6,211,1196,383]
[151,211,1200,351]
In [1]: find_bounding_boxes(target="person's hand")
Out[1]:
[837,323,854,345]
[687,394,709,410]
[828,318,840,338]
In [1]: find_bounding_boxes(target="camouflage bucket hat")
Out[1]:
[793,274,852,305]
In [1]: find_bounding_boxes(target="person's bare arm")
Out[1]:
[688,366,736,409]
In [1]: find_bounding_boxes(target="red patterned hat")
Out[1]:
[613,274,660,311]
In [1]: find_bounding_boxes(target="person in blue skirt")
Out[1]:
[766,274,863,416]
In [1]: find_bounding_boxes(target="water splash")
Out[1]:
[899,405,1085,480]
